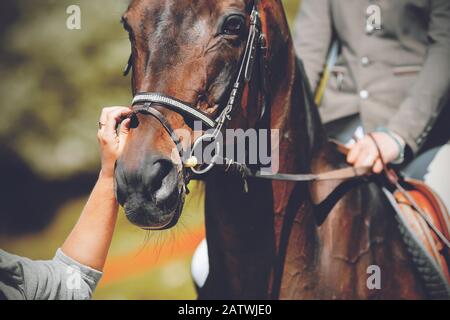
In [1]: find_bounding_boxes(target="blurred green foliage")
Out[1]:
[0,0,299,179]
[0,0,131,178]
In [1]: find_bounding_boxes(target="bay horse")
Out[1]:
[115,0,425,299]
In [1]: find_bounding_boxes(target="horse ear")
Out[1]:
[257,0,291,52]
[257,0,292,83]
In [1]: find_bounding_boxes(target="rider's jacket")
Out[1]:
[294,0,450,154]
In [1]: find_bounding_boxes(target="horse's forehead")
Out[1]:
[128,0,249,22]
[127,0,250,58]
[127,0,251,93]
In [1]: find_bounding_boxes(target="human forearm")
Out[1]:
[387,49,450,154]
[61,107,131,271]
[61,173,118,271]
[0,107,131,300]
[387,0,450,153]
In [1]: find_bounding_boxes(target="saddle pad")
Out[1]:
[383,179,450,299]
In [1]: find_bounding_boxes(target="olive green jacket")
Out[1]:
[294,0,450,153]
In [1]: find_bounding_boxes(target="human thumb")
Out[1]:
[118,118,131,154]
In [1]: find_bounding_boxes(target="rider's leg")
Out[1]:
[402,142,450,210]
[324,114,362,144]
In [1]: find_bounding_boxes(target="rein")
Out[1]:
[367,134,450,249]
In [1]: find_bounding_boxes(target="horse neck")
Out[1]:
[201,41,329,299]
[267,42,328,215]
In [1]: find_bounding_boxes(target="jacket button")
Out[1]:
[361,56,370,66]
[359,90,369,99]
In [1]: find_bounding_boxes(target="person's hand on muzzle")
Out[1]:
[97,107,132,178]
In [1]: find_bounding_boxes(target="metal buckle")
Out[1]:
[189,134,221,175]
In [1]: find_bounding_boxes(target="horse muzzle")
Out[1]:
[114,155,186,230]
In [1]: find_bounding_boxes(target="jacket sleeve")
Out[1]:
[0,249,102,300]
[387,0,450,154]
[293,0,333,92]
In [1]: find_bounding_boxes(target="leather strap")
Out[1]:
[246,141,371,182]
[367,133,450,249]
[252,165,372,182]
[314,178,367,226]
[133,103,185,159]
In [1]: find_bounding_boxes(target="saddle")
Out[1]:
[383,177,450,299]
[364,135,450,299]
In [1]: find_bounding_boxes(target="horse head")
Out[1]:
[115,0,293,230]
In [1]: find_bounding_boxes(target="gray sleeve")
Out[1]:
[387,0,450,153]
[293,0,333,92]
[0,249,102,300]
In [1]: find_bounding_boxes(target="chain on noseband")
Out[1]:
[130,5,266,184]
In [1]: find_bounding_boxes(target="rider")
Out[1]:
[0,107,131,300]
[294,0,450,209]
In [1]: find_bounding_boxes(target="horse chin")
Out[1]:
[142,195,185,231]
[124,187,186,231]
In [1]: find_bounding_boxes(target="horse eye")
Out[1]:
[221,15,245,36]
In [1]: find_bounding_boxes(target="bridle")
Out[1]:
[127,2,372,191]
[131,3,267,178]
[126,1,375,191]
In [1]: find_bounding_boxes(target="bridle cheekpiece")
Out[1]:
[130,4,266,177]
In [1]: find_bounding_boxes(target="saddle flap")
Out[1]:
[393,178,450,285]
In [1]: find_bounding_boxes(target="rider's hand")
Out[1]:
[346,132,401,174]
[97,107,132,178]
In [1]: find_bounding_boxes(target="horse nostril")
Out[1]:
[149,159,172,192]
[147,158,177,203]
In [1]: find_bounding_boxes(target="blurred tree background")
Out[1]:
[0,0,300,299]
